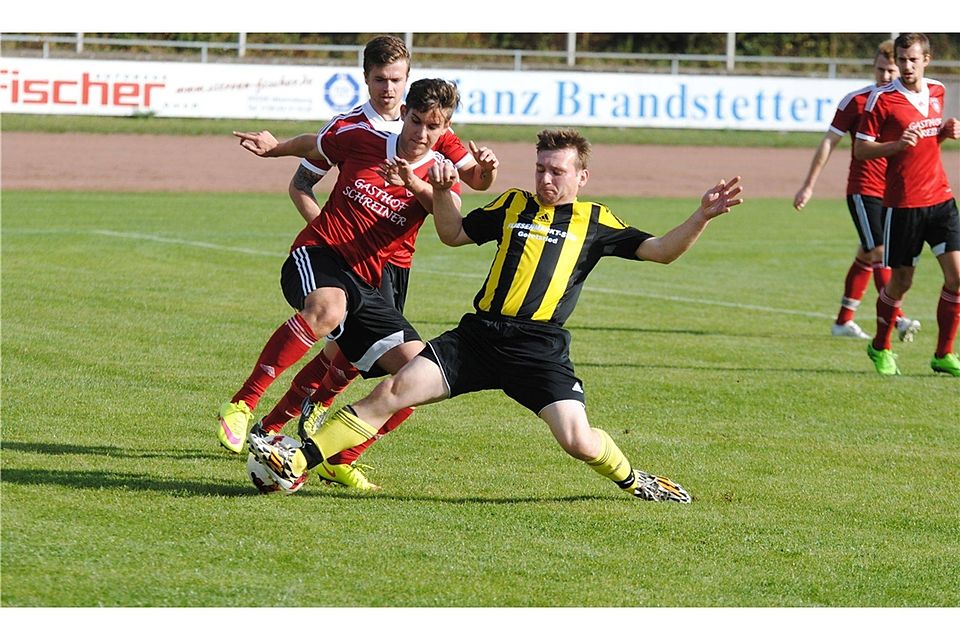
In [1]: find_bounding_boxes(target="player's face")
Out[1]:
[398,106,450,159]
[895,43,929,90]
[365,60,409,117]
[873,55,899,86]
[535,147,588,206]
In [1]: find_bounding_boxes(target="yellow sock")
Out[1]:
[290,450,308,476]
[306,407,379,462]
[585,428,636,490]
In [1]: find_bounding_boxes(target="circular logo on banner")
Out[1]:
[324,73,360,111]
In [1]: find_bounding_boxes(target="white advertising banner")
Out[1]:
[0,57,873,132]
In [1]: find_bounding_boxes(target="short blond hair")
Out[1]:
[876,39,895,63]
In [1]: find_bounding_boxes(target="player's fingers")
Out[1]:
[469,140,480,154]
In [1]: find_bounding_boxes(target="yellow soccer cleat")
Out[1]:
[217,400,253,453]
[316,461,381,491]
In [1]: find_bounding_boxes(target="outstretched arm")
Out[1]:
[794,131,842,211]
[233,131,318,158]
[636,176,744,264]
[428,160,472,247]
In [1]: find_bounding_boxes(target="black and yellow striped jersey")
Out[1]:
[462,188,653,326]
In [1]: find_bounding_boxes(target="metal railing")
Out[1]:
[3,33,960,78]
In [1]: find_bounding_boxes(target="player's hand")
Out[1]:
[700,176,744,219]
[377,158,414,187]
[793,186,813,211]
[898,128,921,150]
[940,117,960,140]
[428,159,459,191]
[233,130,279,156]
[469,140,500,174]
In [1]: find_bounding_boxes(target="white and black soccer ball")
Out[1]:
[246,434,307,495]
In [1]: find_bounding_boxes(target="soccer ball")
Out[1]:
[246,434,307,495]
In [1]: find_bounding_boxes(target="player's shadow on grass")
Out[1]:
[314,492,626,505]
[1,467,252,497]
[2,440,223,461]
[2,466,624,503]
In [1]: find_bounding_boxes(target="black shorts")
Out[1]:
[883,198,960,269]
[847,194,885,251]
[379,262,410,313]
[420,313,585,415]
[280,245,420,377]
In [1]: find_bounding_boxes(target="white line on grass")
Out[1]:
[95,229,833,320]
[92,230,283,257]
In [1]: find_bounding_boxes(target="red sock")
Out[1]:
[872,288,901,351]
[259,350,332,432]
[232,314,317,411]
[935,287,960,358]
[312,349,360,408]
[871,261,891,293]
[836,258,873,325]
[328,407,415,466]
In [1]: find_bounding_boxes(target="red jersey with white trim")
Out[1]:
[291,122,461,287]
[857,78,953,208]
[828,84,886,197]
[300,100,474,269]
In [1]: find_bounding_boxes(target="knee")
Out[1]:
[888,270,913,297]
[299,305,343,338]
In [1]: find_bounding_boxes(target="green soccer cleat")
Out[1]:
[316,461,381,491]
[867,344,900,376]
[217,400,254,453]
[297,398,329,439]
[930,353,960,377]
[629,470,692,503]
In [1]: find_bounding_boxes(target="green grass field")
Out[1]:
[2,187,959,609]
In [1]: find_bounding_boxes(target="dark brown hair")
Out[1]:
[894,33,930,57]
[536,129,592,170]
[405,78,460,122]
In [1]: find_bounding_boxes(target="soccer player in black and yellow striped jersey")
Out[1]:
[250,129,743,502]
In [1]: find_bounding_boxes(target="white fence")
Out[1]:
[6,33,960,78]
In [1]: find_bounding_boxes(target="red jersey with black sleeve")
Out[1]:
[291,122,461,287]
[829,84,887,197]
[857,78,954,208]
[300,100,474,269]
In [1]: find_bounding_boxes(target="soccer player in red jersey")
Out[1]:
[216,37,498,490]
[221,79,468,491]
[855,33,960,376]
[794,40,919,342]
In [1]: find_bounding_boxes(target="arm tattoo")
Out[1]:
[292,166,322,201]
